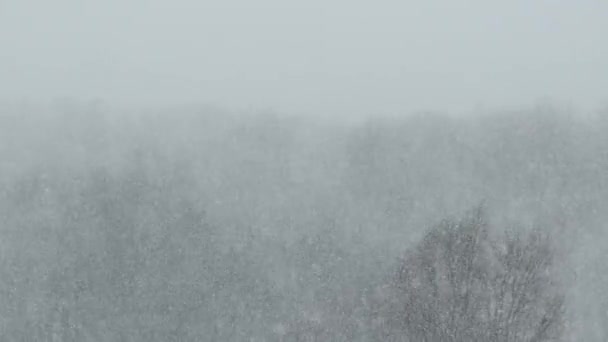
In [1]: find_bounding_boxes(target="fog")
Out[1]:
[2,0,607,115]
[0,103,606,340]
[1,1,608,341]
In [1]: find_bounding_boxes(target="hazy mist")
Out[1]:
[2,0,607,116]
[1,1,608,341]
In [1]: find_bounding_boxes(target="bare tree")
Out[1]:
[375,207,565,342]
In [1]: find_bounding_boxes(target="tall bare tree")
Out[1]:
[374,207,565,342]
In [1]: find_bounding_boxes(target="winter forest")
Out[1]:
[0,102,606,341]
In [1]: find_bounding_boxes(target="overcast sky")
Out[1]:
[1,0,607,116]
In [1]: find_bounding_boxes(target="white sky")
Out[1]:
[1,0,607,117]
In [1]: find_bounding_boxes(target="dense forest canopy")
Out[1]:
[0,102,606,340]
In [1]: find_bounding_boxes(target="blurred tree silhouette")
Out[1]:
[375,207,565,342]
